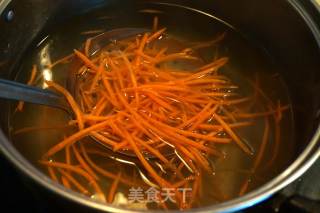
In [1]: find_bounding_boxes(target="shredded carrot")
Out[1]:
[72,144,99,180]
[80,144,135,186]
[16,65,37,112]
[107,172,121,203]
[122,127,171,188]
[239,179,250,196]
[66,145,71,165]
[253,116,270,170]
[31,22,290,210]
[91,132,118,147]
[45,80,84,130]
[189,32,226,50]
[74,49,99,71]
[81,29,105,35]
[265,106,282,169]
[59,168,89,194]
[44,119,111,157]
[48,167,58,182]
[89,58,105,92]
[61,176,71,189]
[153,16,159,32]
[14,123,75,135]
[147,28,166,43]
[49,54,74,69]
[40,160,105,201]
[85,38,92,57]
[238,116,270,196]
[214,113,252,155]
[234,105,289,119]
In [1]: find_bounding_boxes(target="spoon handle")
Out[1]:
[0,79,69,112]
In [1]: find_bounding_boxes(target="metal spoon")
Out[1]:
[0,78,70,113]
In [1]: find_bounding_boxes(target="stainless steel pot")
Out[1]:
[1,0,320,212]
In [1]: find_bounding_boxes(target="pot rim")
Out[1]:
[0,0,10,13]
[1,0,320,212]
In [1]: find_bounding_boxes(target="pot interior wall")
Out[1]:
[0,0,320,210]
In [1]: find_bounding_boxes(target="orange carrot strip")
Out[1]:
[46,80,84,130]
[90,131,118,147]
[48,167,58,182]
[27,65,37,84]
[189,105,219,131]
[155,47,168,59]
[81,29,105,35]
[182,102,213,129]
[41,162,92,184]
[136,33,149,65]
[190,147,212,173]
[80,87,93,111]
[189,32,226,50]
[173,176,195,188]
[185,78,227,85]
[13,123,75,135]
[120,52,139,104]
[85,38,92,56]
[107,172,121,203]
[122,128,171,187]
[101,72,118,107]
[248,77,275,107]
[138,113,217,153]
[154,53,198,64]
[265,107,281,169]
[49,54,74,69]
[235,105,289,119]
[143,113,230,143]
[66,145,71,165]
[176,144,196,162]
[74,49,99,71]
[112,141,128,151]
[152,16,159,31]
[253,116,270,170]
[40,161,105,201]
[59,168,89,194]
[72,144,99,180]
[80,144,135,186]
[114,88,159,140]
[239,179,250,196]
[89,59,105,92]
[144,90,176,112]
[198,122,253,131]
[61,176,71,189]
[16,65,37,111]
[276,100,283,122]
[147,28,166,43]
[133,135,171,165]
[191,175,200,204]
[219,106,237,123]
[214,113,252,155]
[181,57,228,81]
[83,114,116,121]
[44,119,111,157]
[91,96,109,116]
[109,58,125,89]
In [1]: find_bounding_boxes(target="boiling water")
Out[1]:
[9,3,294,210]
